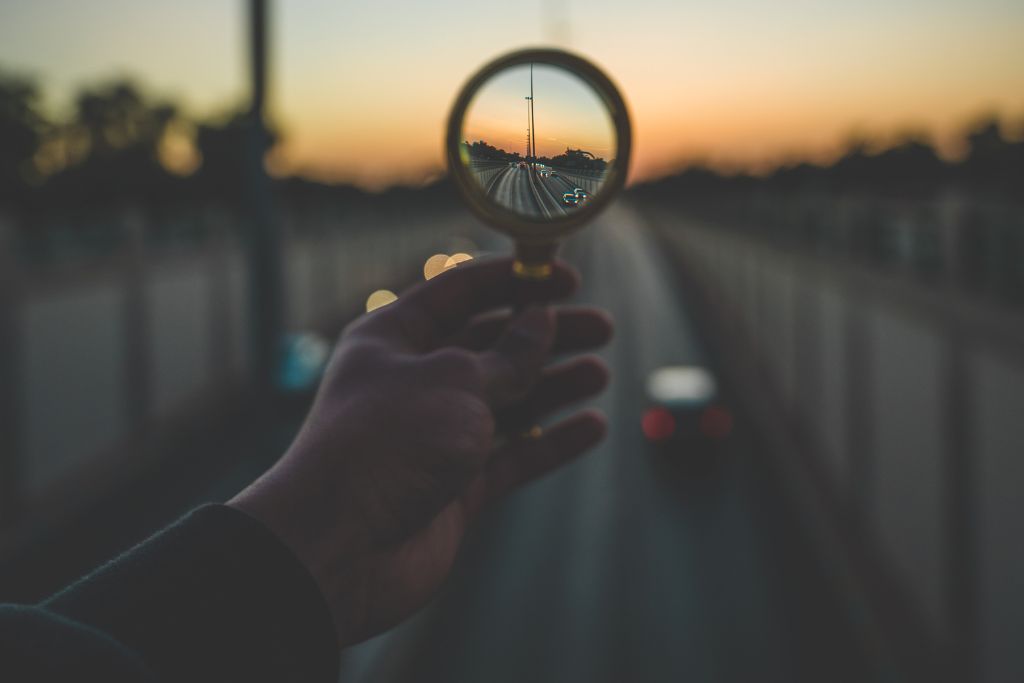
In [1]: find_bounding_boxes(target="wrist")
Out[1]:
[226,484,365,647]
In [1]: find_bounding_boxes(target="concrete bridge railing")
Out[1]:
[550,168,605,195]
[653,204,1024,683]
[0,205,486,538]
[466,160,508,194]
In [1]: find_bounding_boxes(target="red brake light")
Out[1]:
[699,406,733,439]
[642,407,676,441]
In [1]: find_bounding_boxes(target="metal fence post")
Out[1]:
[845,298,872,526]
[945,330,976,681]
[0,213,23,527]
[244,0,285,393]
[206,211,233,385]
[122,208,152,431]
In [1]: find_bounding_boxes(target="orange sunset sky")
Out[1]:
[463,64,616,161]
[1,0,1023,190]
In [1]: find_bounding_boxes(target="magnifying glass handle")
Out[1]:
[512,260,553,280]
[511,240,559,310]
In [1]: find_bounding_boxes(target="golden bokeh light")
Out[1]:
[423,253,453,280]
[444,253,474,268]
[365,289,398,312]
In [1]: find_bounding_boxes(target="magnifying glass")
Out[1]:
[446,48,631,280]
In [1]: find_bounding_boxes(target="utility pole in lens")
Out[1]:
[529,62,537,167]
[525,96,532,161]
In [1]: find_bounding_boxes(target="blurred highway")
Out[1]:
[336,202,868,683]
[5,193,1011,682]
[0,199,871,681]
[0,198,871,682]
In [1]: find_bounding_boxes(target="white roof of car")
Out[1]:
[646,366,717,404]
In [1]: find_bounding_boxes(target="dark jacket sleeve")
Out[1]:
[2,504,339,683]
[0,603,153,682]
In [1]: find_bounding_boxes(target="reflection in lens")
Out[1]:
[459,62,615,221]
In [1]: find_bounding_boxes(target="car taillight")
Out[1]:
[699,405,733,439]
[642,407,676,441]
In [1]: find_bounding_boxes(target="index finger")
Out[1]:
[376,257,579,349]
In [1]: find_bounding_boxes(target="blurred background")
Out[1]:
[0,1,1022,681]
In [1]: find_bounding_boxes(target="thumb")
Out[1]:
[479,306,556,407]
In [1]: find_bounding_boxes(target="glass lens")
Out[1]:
[458,62,617,221]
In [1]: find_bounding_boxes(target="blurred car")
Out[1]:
[539,169,550,178]
[548,170,558,177]
[517,161,527,168]
[573,188,589,200]
[562,192,581,206]
[642,365,733,477]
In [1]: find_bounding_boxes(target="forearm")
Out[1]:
[42,504,339,682]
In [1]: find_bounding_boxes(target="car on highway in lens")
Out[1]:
[642,365,733,478]
[573,188,589,200]
[539,169,550,178]
[562,192,581,207]
[548,170,558,177]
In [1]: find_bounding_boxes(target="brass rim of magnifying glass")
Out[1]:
[446,47,632,245]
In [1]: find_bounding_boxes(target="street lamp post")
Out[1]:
[245,0,284,395]
[525,96,533,162]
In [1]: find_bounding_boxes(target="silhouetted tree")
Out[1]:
[956,116,1024,195]
[543,148,607,171]
[44,81,183,207]
[634,114,1024,203]
[0,73,45,207]
[463,140,521,163]
[193,112,279,201]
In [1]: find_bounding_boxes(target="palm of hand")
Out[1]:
[230,258,611,647]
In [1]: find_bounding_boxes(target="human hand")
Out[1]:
[228,257,612,646]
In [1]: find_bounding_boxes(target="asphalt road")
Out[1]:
[484,165,592,218]
[486,165,544,216]
[336,202,868,682]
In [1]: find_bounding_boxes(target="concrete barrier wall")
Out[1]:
[22,282,128,496]
[865,308,948,628]
[662,215,1024,683]
[551,168,604,195]
[810,281,849,487]
[2,206,486,521]
[467,161,507,192]
[972,351,1024,683]
[225,250,250,376]
[148,259,215,415]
